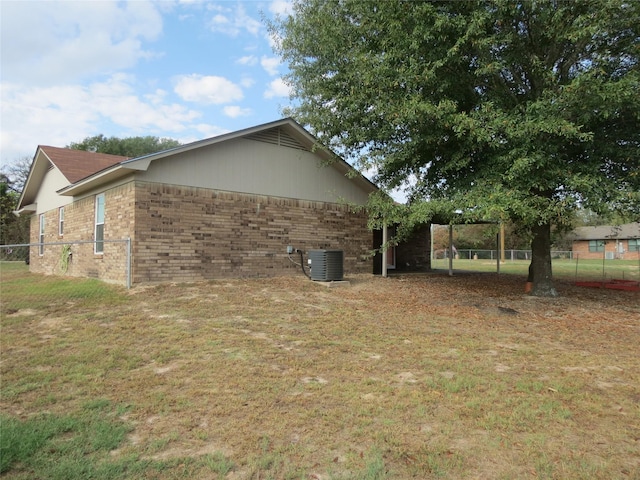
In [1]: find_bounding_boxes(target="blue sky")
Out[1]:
[0,0,295,164]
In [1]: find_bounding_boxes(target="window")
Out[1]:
[39,214,45,255]
[94,193,105,254]
[58,207,64,236]
[588,240,604,252]
[629,239,639,252]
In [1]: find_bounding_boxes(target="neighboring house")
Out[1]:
[569,222,640,260]
[16,118,430,286]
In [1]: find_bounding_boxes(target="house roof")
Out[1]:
[40,146,129,183]
[17,118,378,212]
[17,146,129,213]
[56,118,378,197]
[569,222,640,241]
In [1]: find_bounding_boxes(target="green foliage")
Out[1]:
[272,0,640,294]
[60,244,72,273]
[0,167,30,245]
[67,134,181,158]
[432,222,535,251]
[275,0,639,217]
[1,156,31,193]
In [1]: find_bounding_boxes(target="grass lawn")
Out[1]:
[431,257,640,283]
[1,262,639,479]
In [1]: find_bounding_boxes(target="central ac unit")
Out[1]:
[309,250,344,281]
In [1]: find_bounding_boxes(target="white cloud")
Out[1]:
[237,55,258,66]
[210,13,231,29]
[240,77,256,88]
[269,0,294,17]
[206,4,262,37]
[223,106,252,118]
[0,1,163,86]
[145,89,169,105]
[0,75,202,162]
[0,1,293,164]
[261,56,281,76]
[89,78,201,132]
[264,78,291,99]
[174,74,243,104]
[193,124,230,138]
[173,127,230,146]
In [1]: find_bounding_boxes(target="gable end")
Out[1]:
[245,127,308,151]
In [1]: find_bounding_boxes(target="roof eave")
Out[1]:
[57,166,133,196]
[118,117,379,195]
[17,147,53,210]
[14,203,37,217]
[120,118,297,168]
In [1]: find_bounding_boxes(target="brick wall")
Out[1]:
[132,182,373,283]
[372,224,431,274]
[29,209,58,274]
[396,224,431,271]
[573,240,640,260]
[28,182,134,285]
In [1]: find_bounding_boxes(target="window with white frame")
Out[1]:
[39,214,45,255]
[95,193,105,254]
[58,206,64,236]
[629,239,639,252]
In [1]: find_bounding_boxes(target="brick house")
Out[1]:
[17,118,430,286]
[569,222,640,260]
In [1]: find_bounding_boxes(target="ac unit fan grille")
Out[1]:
[309,250,344,281]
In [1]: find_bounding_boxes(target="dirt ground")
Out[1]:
[2,270,640,478]
[124,273,640,478]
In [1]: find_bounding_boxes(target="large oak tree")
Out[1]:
[272,0,640,296]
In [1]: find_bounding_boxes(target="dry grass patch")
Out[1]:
[1,264,639,479]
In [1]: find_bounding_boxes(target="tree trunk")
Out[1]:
[530,222,558,297]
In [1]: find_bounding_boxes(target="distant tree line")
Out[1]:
[68,135,181,158]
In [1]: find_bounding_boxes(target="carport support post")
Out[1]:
[496,232,500,275]
[382,223,388,278]
[448,224,453,276]
[430,223,434,263]
[500,222,505,264]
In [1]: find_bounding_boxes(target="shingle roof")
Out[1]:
[570,222,640,241]
[40,146,128,184]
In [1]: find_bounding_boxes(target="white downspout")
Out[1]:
[382,223,388,278]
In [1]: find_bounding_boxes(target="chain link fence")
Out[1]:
[435,249,573,260]
[0,244,30,263]
[1,239,131,288]
[4,242,636,290]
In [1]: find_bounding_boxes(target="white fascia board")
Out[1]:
[17,149,51,209]
[14,203,37,216]
[120,119,297,168]
[119,158,153,171]
[57,166,134,196]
